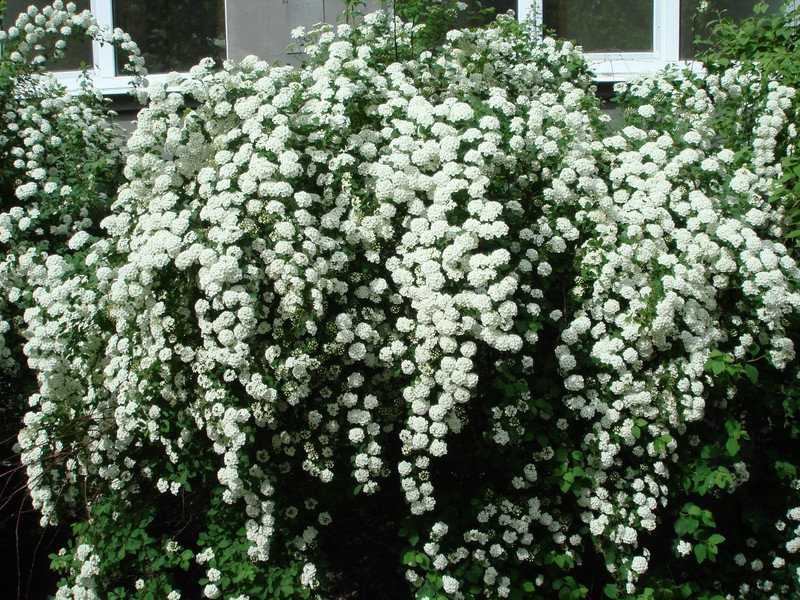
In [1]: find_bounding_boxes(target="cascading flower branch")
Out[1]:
[0,0,145,405]
[14,7,800,600]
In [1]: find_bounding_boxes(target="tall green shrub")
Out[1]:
[693,0,800,250]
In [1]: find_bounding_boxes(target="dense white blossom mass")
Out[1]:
[4,4,800,599]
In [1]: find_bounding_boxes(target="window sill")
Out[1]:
[56,71,181,96]
[588,57,704,83]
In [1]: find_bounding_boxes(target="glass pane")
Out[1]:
[680,0,785,59]
[455,0,518,28]
[5,0,93,71]
[542,0,654,52]
[112,0,226,74]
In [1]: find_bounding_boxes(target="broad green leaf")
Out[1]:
[695,543,707,564]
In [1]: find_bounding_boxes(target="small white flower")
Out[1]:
[68,230,91,250]
[637,104,655,118]
[442,575,459,594]
[15,182,38,200]
[300,563,317,588]
[630,555,648,574]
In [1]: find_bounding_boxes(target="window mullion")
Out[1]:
[658,0,681,63]
[222,0,230,60]
[517,0,535,21]
[90,0,116,79]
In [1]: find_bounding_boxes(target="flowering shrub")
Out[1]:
[7,4,800,600]
[693,0,800,252]
[0,1,144,438]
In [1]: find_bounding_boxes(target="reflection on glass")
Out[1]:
[5,0,93,71]
[542,0,654,53]
[112,0,226,74]
[680,0,784,59]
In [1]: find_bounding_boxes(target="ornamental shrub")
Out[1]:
[693,0,800,256]
[0,1,145,440]
[6,4,800,600]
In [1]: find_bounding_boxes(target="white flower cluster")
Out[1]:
[54,543,101,600]
[735,502,800,597]
[563,66,800,587]
[12,7,800,600]
[0,1,144,376]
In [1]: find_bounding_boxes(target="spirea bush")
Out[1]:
[7,5,800,600]
[0,0,145,434]
[693,0,800,256]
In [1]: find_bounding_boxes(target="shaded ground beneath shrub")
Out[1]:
[0,454,66,600]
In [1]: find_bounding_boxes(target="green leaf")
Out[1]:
[743,364,758,384]
[675,516,698,537]
[700,510,716,527]
[725,437,740,456]
[695,543,707,564]
[604,583,619,599]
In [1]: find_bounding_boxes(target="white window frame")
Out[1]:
[53,0,229,94]
[515,0,692,82]
[520,0,800,82]
[45,0,796,91]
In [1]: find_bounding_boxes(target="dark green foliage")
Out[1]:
[695,1,800,252]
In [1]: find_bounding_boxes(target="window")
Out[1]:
[6,0,94,71]
[111,0,226,74]
[5,0,227,93]
[677,0,786,58]
[515,0,787,81]
[8,0,791,91]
